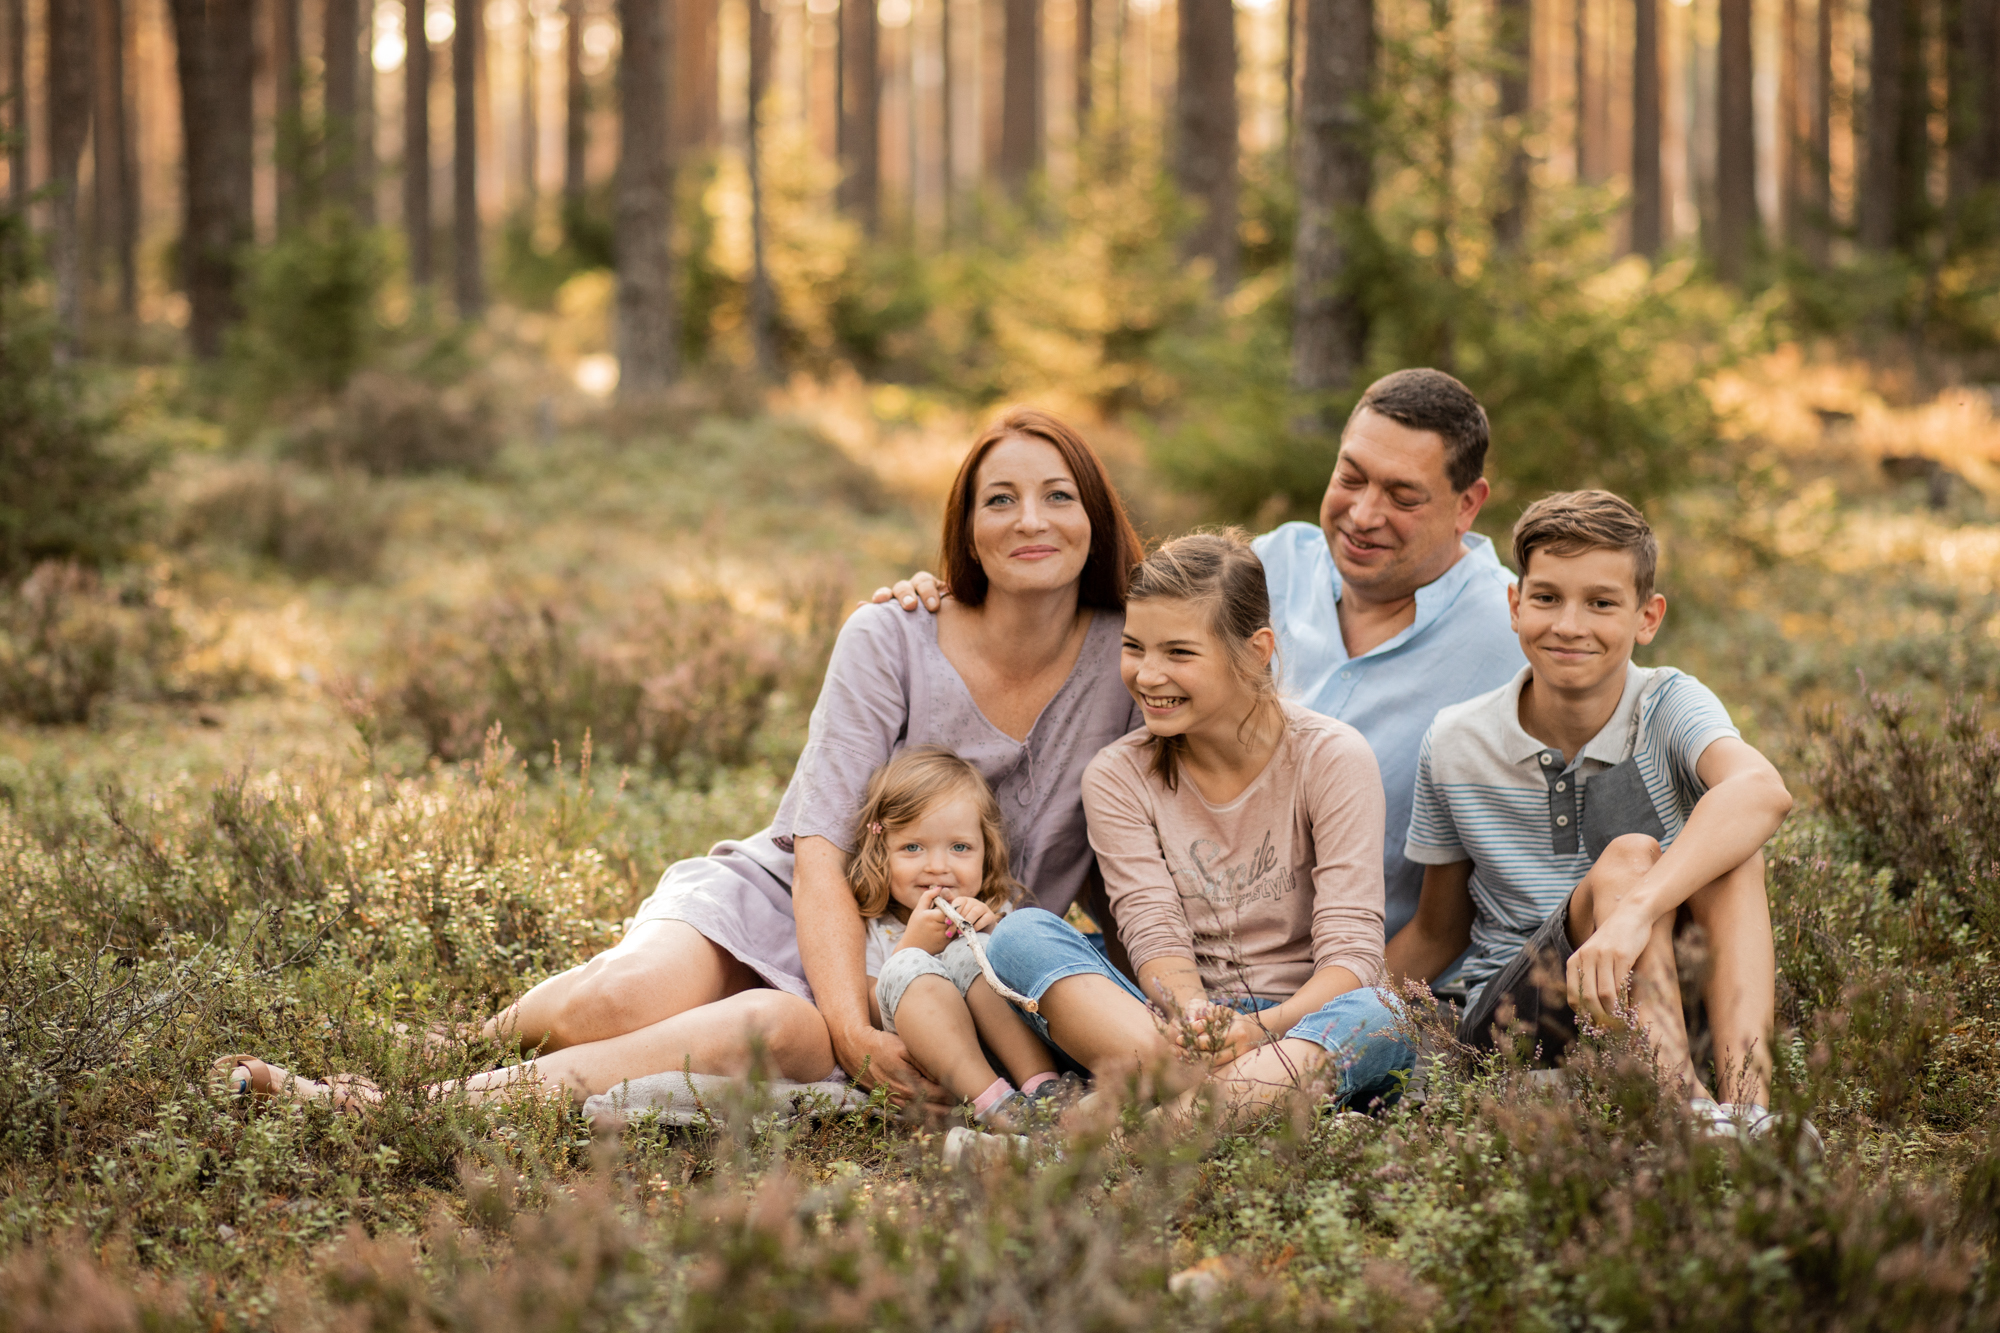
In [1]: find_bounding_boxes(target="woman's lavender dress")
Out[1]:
[630,601,1140,1002]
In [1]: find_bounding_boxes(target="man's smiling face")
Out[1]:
[1318,408,1489,603]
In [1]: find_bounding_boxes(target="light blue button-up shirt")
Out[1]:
[1252,521,1526,940]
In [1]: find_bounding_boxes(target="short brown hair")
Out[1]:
[846,747,1019,918]
[1349,369,1490,492]
[1125,529,1280,793]
[1510,490,1660,600]
[939,407,1144,611]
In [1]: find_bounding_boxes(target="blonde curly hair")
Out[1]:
[845,747,1019,918]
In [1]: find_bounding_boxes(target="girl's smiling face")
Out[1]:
[884,794,988,915]
[1120,596,1274,743]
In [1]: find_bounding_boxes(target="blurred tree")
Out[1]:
[325,0,360,212]
[455,0,486,315]
[520,0,538,203]
[1291,0,1372,412]
[1631,0,1661,257]
[6,0,22,207]
[676,0,720,161]
[616,0,676,390]
[275,0,304,231]
[749,0,778,376]
[48,0,92,349]
[170,0,255,357]
[1806,0,1832,264]
[838,0,880,229]
[1000,0,1040,193]
[941,0,956,234]
[357,2,378,224]
[92,0,136,318]
[406,0,433,285]
[1077,0,1093,136]
[1714,0,1754,282]
[1574,0,1593,182]
[1779,0,1803,248]
[1176,0,1239,291]
[1890,0,1929,247]
[565,0,589,240]
[1946,0,1999,207]
[1491,0,1529,250]
[1860,0,1929,251]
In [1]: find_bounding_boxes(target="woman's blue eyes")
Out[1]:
[984,489,1075,506]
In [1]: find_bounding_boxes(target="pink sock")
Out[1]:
[971,1078,1014,1117]
[1020,1072,1058,1096]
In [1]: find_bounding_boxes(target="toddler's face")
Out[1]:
[885,795,987,913]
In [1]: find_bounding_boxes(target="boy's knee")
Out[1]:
[1600,833,1663,873]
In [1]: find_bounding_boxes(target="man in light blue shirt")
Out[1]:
[1254,369,1525,940]
[874,369,1522,945]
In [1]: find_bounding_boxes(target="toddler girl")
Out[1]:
[852,747,1065,1130]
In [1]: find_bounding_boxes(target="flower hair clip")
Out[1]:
[868,821,884,835]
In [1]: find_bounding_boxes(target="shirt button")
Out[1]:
[1340,671,1352,679]
[1555,781,1567,792]
[1556,815,1570,826]
[1539,753,1552,766]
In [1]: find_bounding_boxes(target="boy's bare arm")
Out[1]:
[1385,860,1476,987]
[1567,737,1791,1005]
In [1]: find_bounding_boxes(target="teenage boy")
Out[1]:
[1383,490,1794,1121]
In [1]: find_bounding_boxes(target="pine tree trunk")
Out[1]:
[1291,0,1372,405]
[93,0,136,318]
[521,6,538,202]
[1175,0,1238,290]
[675,0,720,162]
[565,0,589,224]
[406,0,433,284]
[325,0,359,212]
[999,0,1040,192]
[358,13,378,223]
[169,0,255,358]
[1492,0,1530,249]
[1860,0,1901,249]
[454,0,486,315]
[838,0,880,227]
[616,0,677,391]
[6,0,23,205]
[1891,0,1928,247]
[1574,0,1591,181]
[748,0,777,376]
[1780,0,1801,243]
[1807,0,1832,263]
[49,0,93,347]
[274,0,303,229]
[1631,0,1661,255]
[941,0,955,235]
[1714,0,1754,282]
[1077,0,1093,134]
[1945,0,1998,210]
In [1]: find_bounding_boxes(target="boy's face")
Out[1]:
[1507,545,1666,694]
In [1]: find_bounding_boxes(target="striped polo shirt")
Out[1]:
[1404,662,1741,1003]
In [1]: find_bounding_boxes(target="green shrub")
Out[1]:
[179,459,393,581]
[283,368,500,477]
[0,562,183,725]
[374,580,844,778]
[0,207,153,582]
[232,208,397,402]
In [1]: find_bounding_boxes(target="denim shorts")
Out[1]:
[985,908,1414,1108]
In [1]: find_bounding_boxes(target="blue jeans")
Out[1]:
[986,908,1415,1109]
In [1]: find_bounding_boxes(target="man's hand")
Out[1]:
[831,1024,950,1111]
[868,571,947,612]
[1566,907,1652,1026]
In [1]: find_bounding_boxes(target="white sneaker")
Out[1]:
[941,1125,1029,1171]
[1689,1098,1825,1163]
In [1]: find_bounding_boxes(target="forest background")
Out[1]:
[5,0,2000,1327]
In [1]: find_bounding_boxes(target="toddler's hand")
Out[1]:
[947,896,997,934]
[899,888,955,956]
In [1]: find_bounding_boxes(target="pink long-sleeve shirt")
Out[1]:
[1082,703,1387,1001]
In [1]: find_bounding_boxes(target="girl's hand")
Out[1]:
[947,896,998,934]
[1165,998,1267,1064]
[899,889,955,956]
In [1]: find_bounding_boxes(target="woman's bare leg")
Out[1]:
[454,989,835,1104]
[965,978,1057,1087]
[485,920,762,1053]
[1686,850,1774,1107]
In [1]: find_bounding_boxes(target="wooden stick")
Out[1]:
[936,899,1039,1015]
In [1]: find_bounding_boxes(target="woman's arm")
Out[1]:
[794,837,948,1108]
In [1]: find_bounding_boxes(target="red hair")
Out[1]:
[938,406,1143,611]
